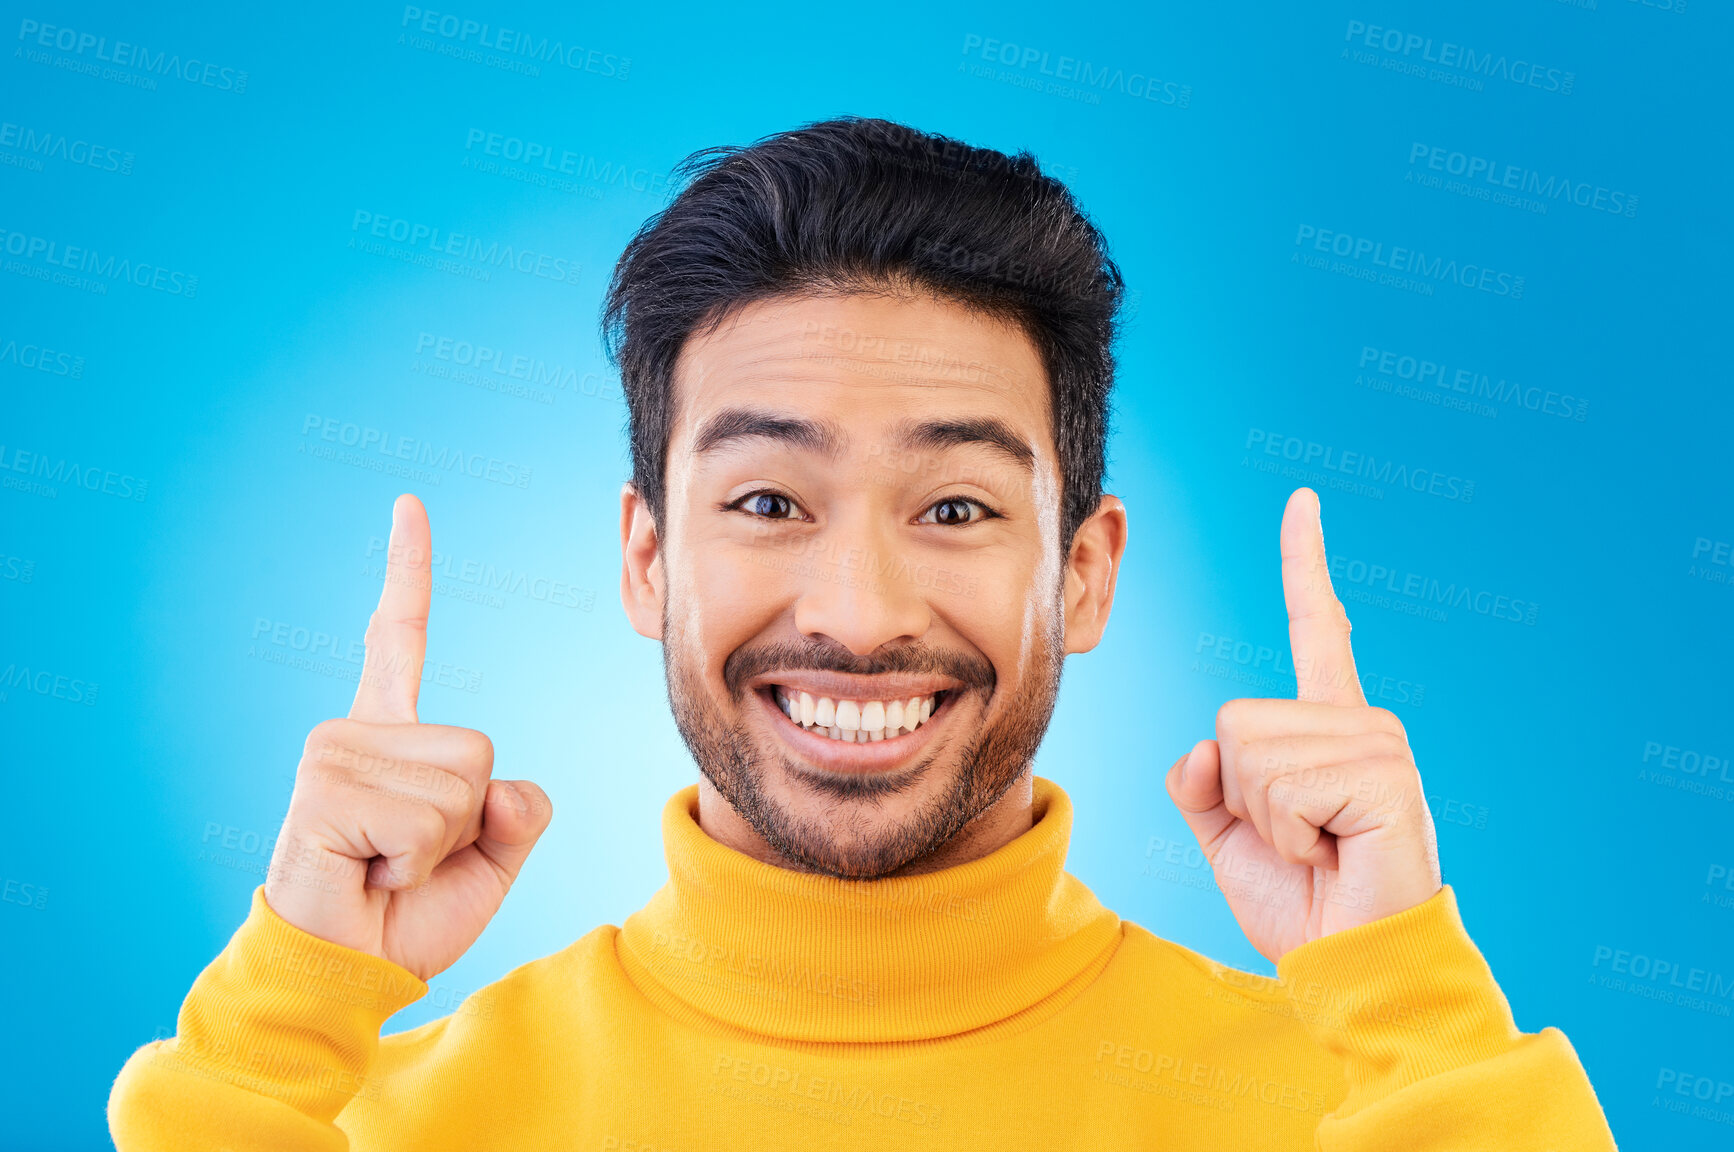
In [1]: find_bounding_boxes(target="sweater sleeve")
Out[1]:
[1274,885,1617,1150]
[108,886,428,1152]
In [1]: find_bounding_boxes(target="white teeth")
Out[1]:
[773,687,945,742]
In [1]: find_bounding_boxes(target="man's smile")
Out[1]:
[748,674,964,773]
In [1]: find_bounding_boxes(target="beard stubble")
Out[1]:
[660,598,1066,880]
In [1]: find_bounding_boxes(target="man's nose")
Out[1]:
[790,526,932,657]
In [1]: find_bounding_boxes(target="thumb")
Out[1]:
[1166,739,1235,855]
[472,779,554,887]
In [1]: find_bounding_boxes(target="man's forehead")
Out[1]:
[670,292,1053,445]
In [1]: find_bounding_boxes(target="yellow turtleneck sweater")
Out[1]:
[109,778,1616,1149]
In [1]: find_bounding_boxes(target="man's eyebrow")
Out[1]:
[691,408,846,459]
[889,417,1035,475]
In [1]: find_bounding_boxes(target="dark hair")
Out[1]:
[601,115,1124,553]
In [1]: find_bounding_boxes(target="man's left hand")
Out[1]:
[1166,487,1443,963]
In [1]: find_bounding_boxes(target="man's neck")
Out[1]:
[695,771,1037,880]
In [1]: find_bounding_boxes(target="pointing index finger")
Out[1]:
[1280,488,1365,707]
[350,493,432,724]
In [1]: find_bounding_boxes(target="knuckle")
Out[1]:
[1367,706,1402,735]
[303,718,347,760]
[1251,749,1288,784]
[432,726,493,772]
[1368,729,1409,757]
[408,798,449,847]
[1294,600,1350,626]
[440,770,480,817]
[1369,753,1417,782]
[459,728,495,770]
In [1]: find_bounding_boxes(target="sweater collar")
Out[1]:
[617,776,1121,1043]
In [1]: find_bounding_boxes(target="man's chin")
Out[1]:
[739,757,962,879]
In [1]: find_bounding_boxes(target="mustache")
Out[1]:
[722,638,997,699]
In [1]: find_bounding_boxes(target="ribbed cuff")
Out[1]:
[156,886,428,1123]
[1275,885,1521,1117]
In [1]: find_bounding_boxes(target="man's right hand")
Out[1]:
[264,493,553,982]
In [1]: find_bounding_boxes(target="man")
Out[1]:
[109,117,1616,1148]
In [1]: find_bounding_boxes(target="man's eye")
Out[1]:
[733,491,802,520]
[919,498,994,526]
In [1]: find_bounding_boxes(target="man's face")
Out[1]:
[625,291,1092,880]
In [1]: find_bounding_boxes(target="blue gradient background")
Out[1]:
[2,2,1730,1147]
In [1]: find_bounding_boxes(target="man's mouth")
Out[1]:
[767,685,949,743]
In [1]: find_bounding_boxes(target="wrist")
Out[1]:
[1274,885,1519,1116]
[158,886,427,1122]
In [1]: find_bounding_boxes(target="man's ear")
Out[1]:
[620,482,666,641]
[1061,494,1128,656]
